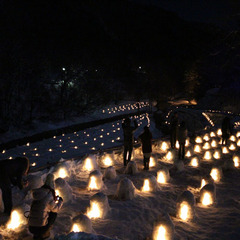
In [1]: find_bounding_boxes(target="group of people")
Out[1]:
[122,117,152,170]
[0,157,63,240]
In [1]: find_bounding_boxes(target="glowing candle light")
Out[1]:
[233,156,239,167]
[161,142,168,152]
[236,131,240,138]
[217,129,222,136]
[203,142,211,150]
[26,143,30,146]
[204,151,212,160]
[156,225,166,240]
[190,157,198,167]
[203,134,210,141]
[211,140,217,148]
[88,176,98,190]
[185,139,190,147]
[58,168,68,178]
[84,142,88,145]
[87,201,101,219]
[142,179,150,192]
[179,202,189,221]
[34,148,37,151]
[176,141,180,149]
[201,179,206,189]
[149,157,155,167]
[74,146,78,149]
[71,140,74,143]
[213,151,220,159]
[7,210,21,230]
[165,151,173,161]
[210,168,220,182]
[237,139,240,147]
[230,135,236,142]
[186,150,191,157]
[32,162,36,167]
[157,171,166,184]
[84,158,94,171]
[2,150,6,154]
[9,157,13,159]
[222,146,229,154]
[53,136,56,139]
[35,153,39,157]
[72,224,80,233]
[229,143,236,151]
[202,192,213,206]
[48,148,53,152]
[195,136,203,143]
[103,156,113,167]
[194,145,201,153]
[210,132,216,137]
[101,143,104,146]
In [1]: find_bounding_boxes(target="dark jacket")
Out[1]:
[0,157,29,189]
[139,129,152,153]
[122,120,138,146]
[178,126,188,144]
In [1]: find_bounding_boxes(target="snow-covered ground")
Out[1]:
[0,101,149,144]
[0,109,240,240]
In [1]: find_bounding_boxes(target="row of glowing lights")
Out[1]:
[202,112,215,127]
[1,115,147,165]
[102,102,149,114]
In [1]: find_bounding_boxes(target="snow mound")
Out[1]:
[174,160,184,172]
[55,178,73,203]
[152,212,175,240]
[72,213,94,233]
[87,192,110,219]
[142,175,160,192]
[55,231,117,240]
[87,170,105,191]
[104,166,117,180]
[115,178,136,200]
[176,190,195,220]
[82,155,99,172]
[157,167,170,184]
[99,153,114,168]
[124,161,138,175]
[200,183,216,204]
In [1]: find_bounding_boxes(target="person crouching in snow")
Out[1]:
[122,117,138,166]
[139,126,152,170]
[0,156,29,217]
[28,173,63,240]
[178,121,188,160]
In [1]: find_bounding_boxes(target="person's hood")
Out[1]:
[32,188,50,201]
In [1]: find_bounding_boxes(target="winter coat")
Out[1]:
[28,186,63,227]
[0,157,29,190]
[122,120,138,146]
[139,130,152,153]
[178,126,188,144]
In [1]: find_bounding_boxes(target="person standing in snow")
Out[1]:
[139,126,152,170]
[122,117,138,166]
[28,174,63,240]
[221,116,232,146]
[178,121,188,160]
[0,157,29,216]
[170,112,179,149]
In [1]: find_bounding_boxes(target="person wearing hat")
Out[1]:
[122,117,138,166]
[28,173,63,240]
[0,156,29,216]
[139,126,152,170]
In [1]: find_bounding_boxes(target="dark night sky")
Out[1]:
[132,0,240,29]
